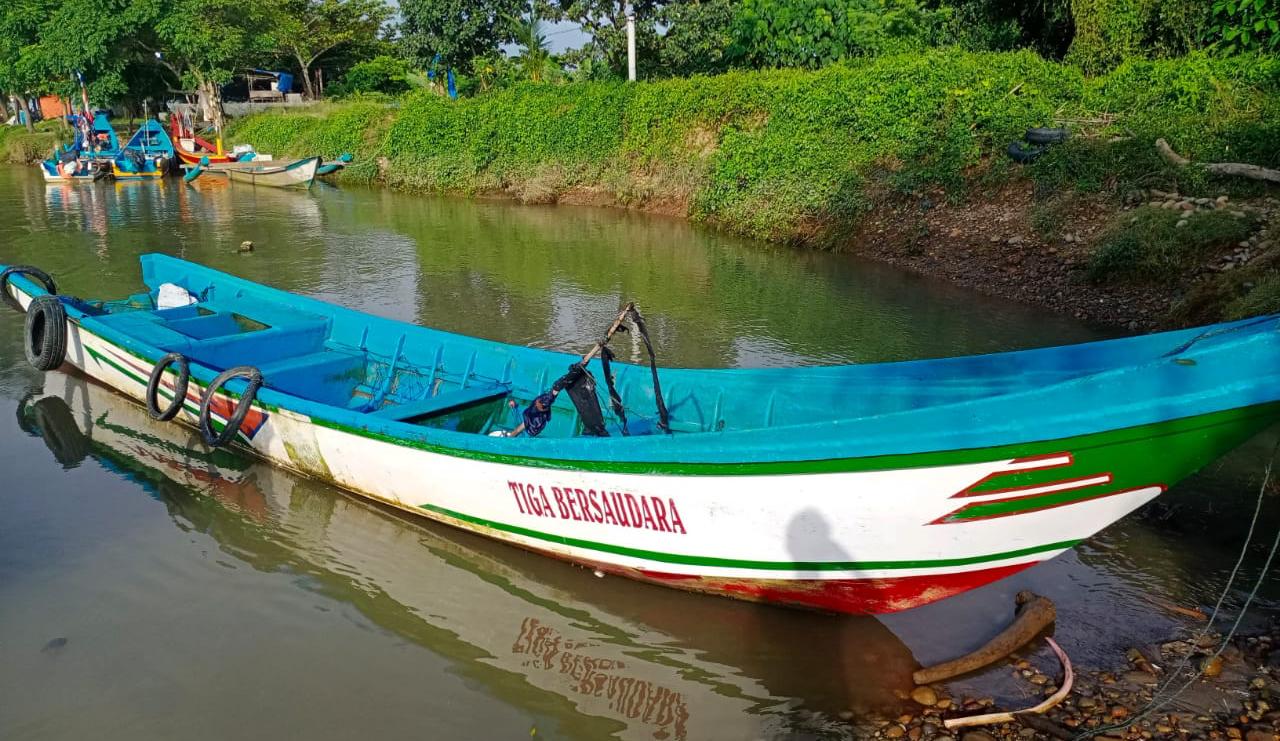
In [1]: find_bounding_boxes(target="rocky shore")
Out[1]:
[848,183,1280,331]
[838,621,1280,741]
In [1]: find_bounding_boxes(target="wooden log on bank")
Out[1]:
[912,590,1056,685]
[1156,138,1280,185]
[943,636,1075,732]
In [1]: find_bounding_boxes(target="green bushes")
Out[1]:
[226,100,392,177]
[227,48,1280,246]
[1210,0,1280,54]
[0,122,64,163]
[329,56,413,97]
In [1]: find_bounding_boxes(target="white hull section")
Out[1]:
[6,283,1173,613]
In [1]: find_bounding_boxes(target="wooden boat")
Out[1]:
[111,162,166,180]
[170,111,262,166]
[4,255,1280,614]
[112,120,176,179]
[112,156,167,180]
[316,153,353,177]
[223,156,319,188]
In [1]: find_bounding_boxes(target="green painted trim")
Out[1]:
[319,403,1278,476]
[418,502,1079,571]
[78,325,1280,477]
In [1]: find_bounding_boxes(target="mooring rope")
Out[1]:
[1070,440,1280,739]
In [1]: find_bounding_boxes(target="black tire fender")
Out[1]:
[24,295,67,371]
[1,265,57,312]
[146,352,190,421]
[1006,141,1046,164]
[1024,127,1069,145]
[198,366,263,447]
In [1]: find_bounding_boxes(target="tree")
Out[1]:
[272,0,392,99]
[0,0,54,131]
[923,0,1074,57]
[508,11,555,82]
[27,0,152,107]
[330,54,411,95]
[656,0,735,76]
[550,0,663,76]
[1209,0,1279,54]
[150,0,280,131]
[400,0,525,73]
[1064,0,1215,71]
[730,0,931,69]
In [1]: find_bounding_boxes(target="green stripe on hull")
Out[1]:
[80,325,1280,478]
[419,502,1080,571]
[944,409,1271,521]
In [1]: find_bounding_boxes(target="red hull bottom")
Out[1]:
[631,562,1039,614]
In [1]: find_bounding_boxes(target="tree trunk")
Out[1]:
[20,96,34,132]
[194,75,225,136]
[297,55,315,99]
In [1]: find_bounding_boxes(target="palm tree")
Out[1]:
[508,8,553,83]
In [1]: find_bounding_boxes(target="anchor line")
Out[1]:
[1070,438,1280,740]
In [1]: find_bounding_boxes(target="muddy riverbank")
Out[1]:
[845,181,1280,331]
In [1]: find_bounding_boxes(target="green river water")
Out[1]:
[0,167,1276,740]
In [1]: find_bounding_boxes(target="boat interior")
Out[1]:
[45,254,1280,445]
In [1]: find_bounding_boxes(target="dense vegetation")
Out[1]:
[5,0,1279,322]
[4,0,1274,114]
[230,50,1280,248]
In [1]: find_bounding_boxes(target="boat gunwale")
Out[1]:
[5,259,1280,473]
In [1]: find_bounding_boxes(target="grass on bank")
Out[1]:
[228,49,1280,250]
[0,121,65,164]
[1088,207,1255,283]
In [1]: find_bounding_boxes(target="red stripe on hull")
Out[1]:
[176,148,237,166]
[632,561,1039,614]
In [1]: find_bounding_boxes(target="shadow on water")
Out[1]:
[12,370,920,739]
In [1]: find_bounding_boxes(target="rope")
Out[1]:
[599,345,629,436]
[1161,315,1277,358]
[1070,441,1280,739]
[626,307,670,434]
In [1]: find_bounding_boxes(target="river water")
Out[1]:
[0,168,1276,740]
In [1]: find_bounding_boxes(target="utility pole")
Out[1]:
[626,3,636,81]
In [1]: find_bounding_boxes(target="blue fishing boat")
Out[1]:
[3,255,1278,614]
[79,112,122,162]
[113,119,174,179]
[316,153,353,177]
[123,119,175,160]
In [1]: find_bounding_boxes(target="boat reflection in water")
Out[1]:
[20,370,921,740]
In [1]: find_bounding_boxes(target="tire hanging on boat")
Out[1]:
[146,352,190,421]
[198,365,263,447]
[24,295,67,371]
[0,265,57,311]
